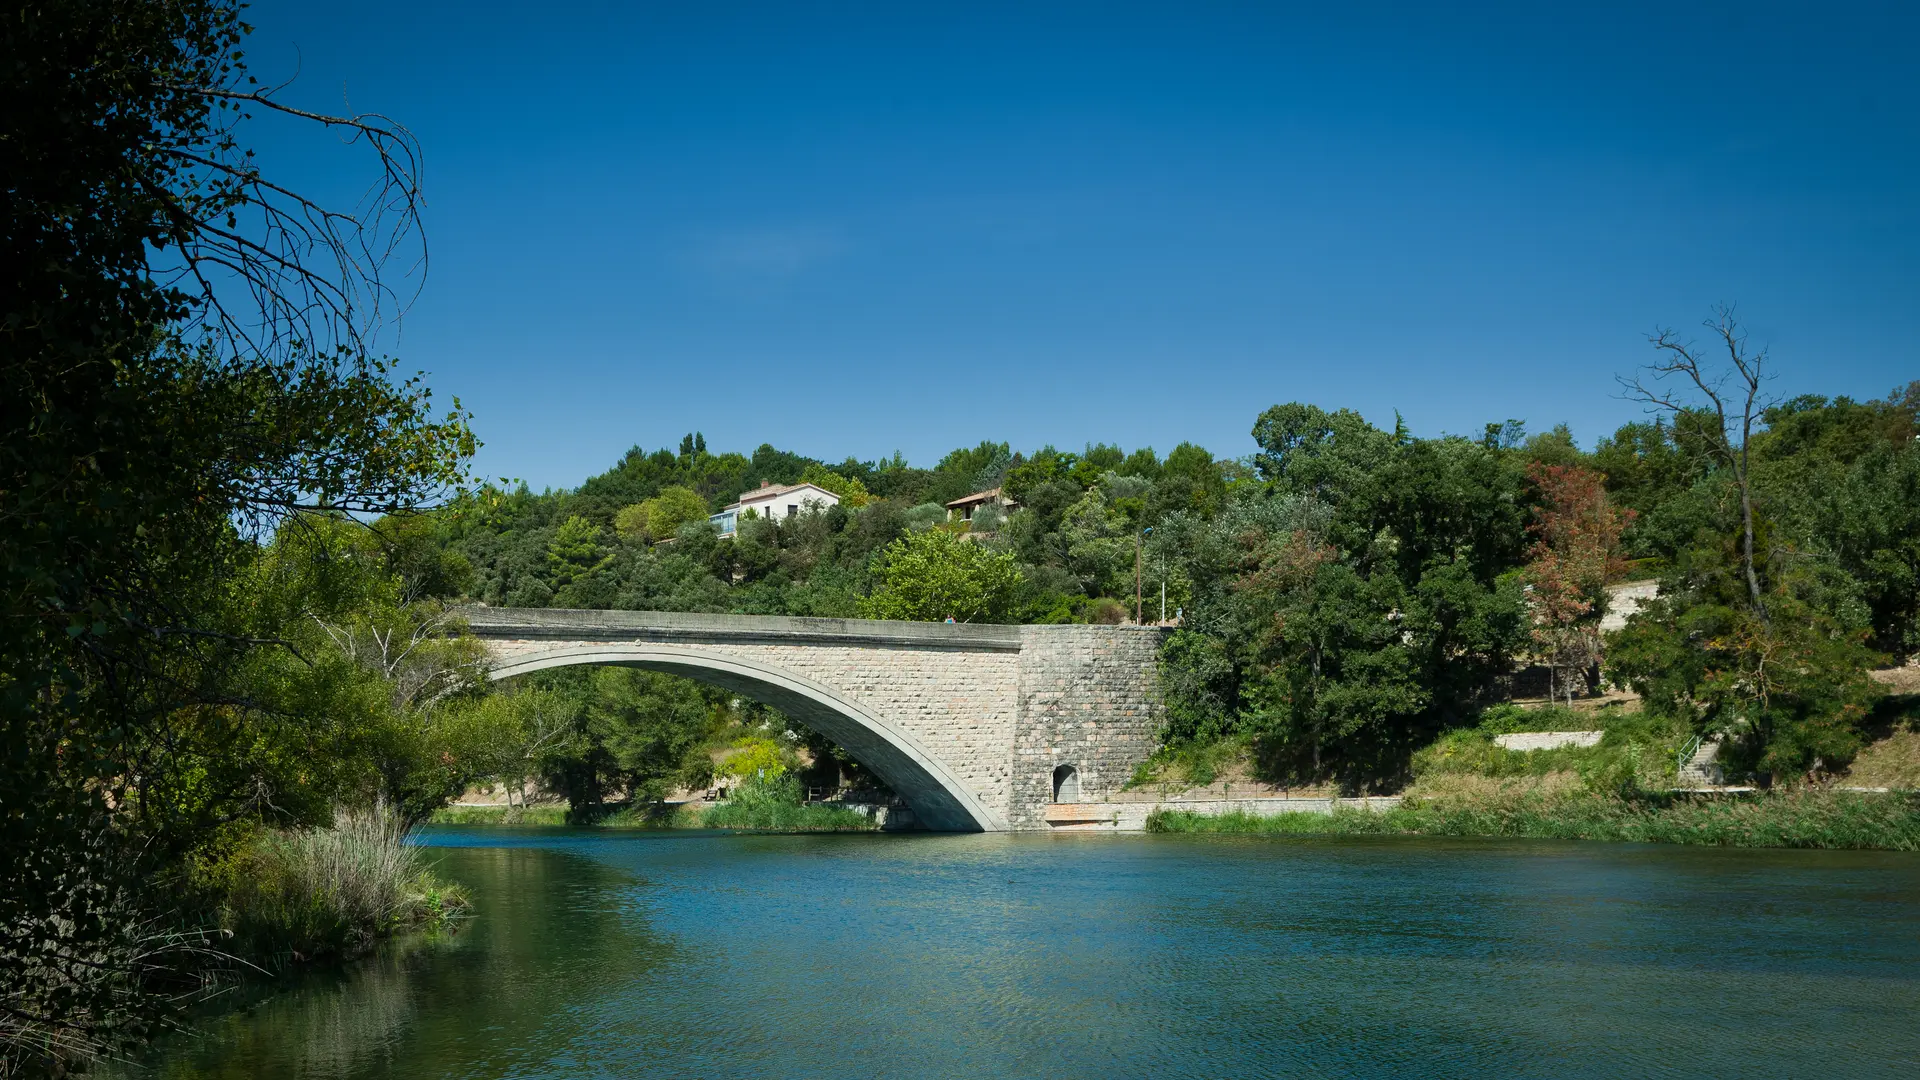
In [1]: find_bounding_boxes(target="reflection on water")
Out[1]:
[122,830,1920,1079]
[129,843,677,1079]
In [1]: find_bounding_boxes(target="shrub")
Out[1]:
[699,774,877,832]
[1474,703,1592,734]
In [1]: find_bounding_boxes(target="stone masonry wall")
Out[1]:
[478,614,1167,831]
[698,642,1021,825]
[1008,626,1167,830]
[483,636,1021,823]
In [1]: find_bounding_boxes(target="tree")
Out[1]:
[1523,464,1632,704]
[799,463,873,507]
[1621,306,1773,613]
[520,669,720,813]
[1607,313,1892,777]
[860,530,1025,623]
[1607,590,1881,779]
[1153,407,1531,788]
[547,516,611,586]
[649,486,711,537]
[4,2,472,1066]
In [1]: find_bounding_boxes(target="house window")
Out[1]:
[1052,764,1079,803]
[786,504,798,518]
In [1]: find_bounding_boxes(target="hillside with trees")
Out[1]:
[420,336,1920,799]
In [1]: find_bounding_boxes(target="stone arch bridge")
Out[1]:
[464,608,1167,832]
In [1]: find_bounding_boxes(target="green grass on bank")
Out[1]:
[427,803,700,828]
[430,778,880,834]
[431,804,574,826]
[1147,784,1920,850]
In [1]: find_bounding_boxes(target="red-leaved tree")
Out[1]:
[1524,464,1634,704]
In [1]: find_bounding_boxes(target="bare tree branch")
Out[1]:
[1617,305,1777,614]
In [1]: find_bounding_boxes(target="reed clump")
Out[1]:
[211,808,469,965]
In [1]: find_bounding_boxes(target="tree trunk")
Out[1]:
[1739,479,1764,617]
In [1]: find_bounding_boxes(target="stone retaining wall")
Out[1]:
[1493,731,1604,751]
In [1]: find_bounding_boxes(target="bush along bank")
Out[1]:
[1146,782,1920,850]
[428,781,883,833]
[693,775,878,832]
[430,801,695,828]
[203,808,470,967]
[1146,701,1920,850]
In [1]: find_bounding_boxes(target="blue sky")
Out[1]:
[245,1,1918,490]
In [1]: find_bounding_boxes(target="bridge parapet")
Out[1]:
[462,606,1024,650]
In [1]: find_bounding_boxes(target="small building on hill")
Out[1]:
[946,487,1018,524]
[711,481,840,538]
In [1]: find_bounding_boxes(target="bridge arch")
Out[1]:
[487,643,1006,832]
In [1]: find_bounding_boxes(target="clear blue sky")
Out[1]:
[246,1,1917,490]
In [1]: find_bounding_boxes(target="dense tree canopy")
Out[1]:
[5,2,474,1067]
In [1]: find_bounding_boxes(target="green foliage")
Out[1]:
[799,463,873,507]
[1607,590,1883,778]
[429,803,572,826]
[720,737,799,781]
[1472,703,1597,734]
[629,485,712,540]
[860,529,1026,623]
[526,668,725,812]
[698,774,878,832]
[1159,408,1532,788]
[1145,789,1920,851]
[1410,724,1680,795]
[6,0,481,1026]
[1127,734,1248,790]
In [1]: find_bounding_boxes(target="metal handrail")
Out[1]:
[1676,734,1704,778]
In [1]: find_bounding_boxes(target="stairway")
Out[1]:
[1676,737,1725,787]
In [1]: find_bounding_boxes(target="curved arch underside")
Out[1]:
[488,644,1003,832]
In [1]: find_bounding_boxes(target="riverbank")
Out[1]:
[430,798,879,833]
[1147,778,1920,850]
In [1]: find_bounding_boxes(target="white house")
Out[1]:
[710,481,841,537]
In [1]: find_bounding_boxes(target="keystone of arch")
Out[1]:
[487,643,1007,833]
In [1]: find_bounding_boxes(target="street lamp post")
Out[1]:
[1136,526,1152,625]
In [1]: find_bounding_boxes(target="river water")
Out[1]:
[124,828,1920,1078]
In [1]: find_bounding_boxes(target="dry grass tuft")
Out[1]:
[1405,771,1585,805]
[1845,727,1920,790]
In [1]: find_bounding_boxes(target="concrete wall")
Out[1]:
[1044,796,1404,832]
[1493,731,1604,751]
[1601,580,1659,632]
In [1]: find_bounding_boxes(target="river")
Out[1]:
[122,828,1920,1078]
